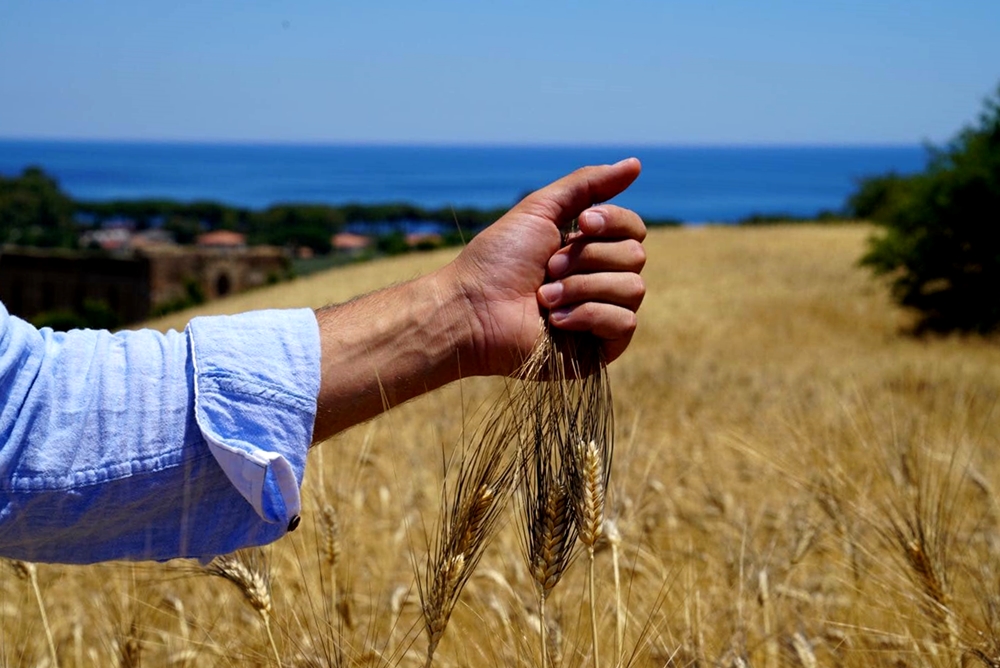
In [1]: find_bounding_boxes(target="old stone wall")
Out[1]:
[144,246,289,304]
[0,245,289,326]
[0,248,152,323]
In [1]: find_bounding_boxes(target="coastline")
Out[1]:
[0,140,927,223]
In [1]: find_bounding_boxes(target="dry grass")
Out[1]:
[4,224,1000,667]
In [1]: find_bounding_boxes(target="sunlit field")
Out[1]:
[4,224,1000,667]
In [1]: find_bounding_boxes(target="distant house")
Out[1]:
[196,230,247,248]
[79,227,134,251]
[130,229,175,248]
[332,232,373,254]
[405,232,443,249]
[79,227,175,252]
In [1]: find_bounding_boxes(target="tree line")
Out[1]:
[0,169,688,257]
[0,170,514,254]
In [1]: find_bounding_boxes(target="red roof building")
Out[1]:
[332,232,373,251]
[196,230,247,248]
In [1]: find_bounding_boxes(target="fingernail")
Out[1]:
[550,306,571,323]
[581,209,605,234]
[613,157,640,172]
[548,253,570,277]
[539,282,563,306]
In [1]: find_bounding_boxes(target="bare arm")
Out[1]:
[312,158,646,441]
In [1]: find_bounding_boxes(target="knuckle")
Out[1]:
[628,240,646,268]
[630,274,646,300]
[621,311,638,335]
[634,215,648,241]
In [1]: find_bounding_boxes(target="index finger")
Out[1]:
[578,205,647,242]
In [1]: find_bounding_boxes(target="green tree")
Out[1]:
[375,231,409,256]
[249,205,344,254]
[162,215,203,244]
[0,167,77,247]
[855,84,1000,333]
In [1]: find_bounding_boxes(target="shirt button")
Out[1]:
[287,515,301,532]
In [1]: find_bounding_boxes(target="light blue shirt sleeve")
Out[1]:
[0,302,320,564]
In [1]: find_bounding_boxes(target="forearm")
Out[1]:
[312,265,480,441]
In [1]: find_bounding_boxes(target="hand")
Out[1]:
[313,158,645,439]
[446,158,646,376]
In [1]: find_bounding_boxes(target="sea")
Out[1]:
[0,140,928,223]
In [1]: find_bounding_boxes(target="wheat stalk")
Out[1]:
[758,569,778,668]
[604,517,624,666]
[5,559,59,668]
[165,595,191,668]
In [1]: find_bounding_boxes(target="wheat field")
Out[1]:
[3,224,1000,667]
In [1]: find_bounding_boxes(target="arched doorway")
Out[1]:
[215,273,231,297]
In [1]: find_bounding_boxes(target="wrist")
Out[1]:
[312,269,480,440]
[426,263,490,379]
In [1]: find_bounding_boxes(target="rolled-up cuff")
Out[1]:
[187,309,320,528]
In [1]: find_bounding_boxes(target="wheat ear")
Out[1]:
[418,399,520,668]
[557,329,613,668]
[205,549,280,667]
[791,631,818,668]
[576,439,607,668]
[515,321,615,668]
[880,442,960,653]
[518,337,574,668]
[319,503,346,629]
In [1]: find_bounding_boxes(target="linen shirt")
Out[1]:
[0,302,320,564]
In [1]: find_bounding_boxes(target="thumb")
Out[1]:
[519,158,642,226]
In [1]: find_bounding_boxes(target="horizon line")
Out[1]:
[0,136,929,150]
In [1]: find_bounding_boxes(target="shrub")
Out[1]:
[856,84,1000,333]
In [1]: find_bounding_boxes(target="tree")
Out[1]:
[0,167,77,247]
[249,204,344,254]
[854,84,1000,333]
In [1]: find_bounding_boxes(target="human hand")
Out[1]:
[444,158,646,376]
[312,158,644,438]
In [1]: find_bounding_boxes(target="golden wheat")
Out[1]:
[204,549,280,667]
[4,225,999,667]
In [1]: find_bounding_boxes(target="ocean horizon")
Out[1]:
[0,139,929,223]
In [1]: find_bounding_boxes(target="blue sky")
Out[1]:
[1,1,998,145]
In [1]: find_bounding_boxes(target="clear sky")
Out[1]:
[1,1,998,145]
